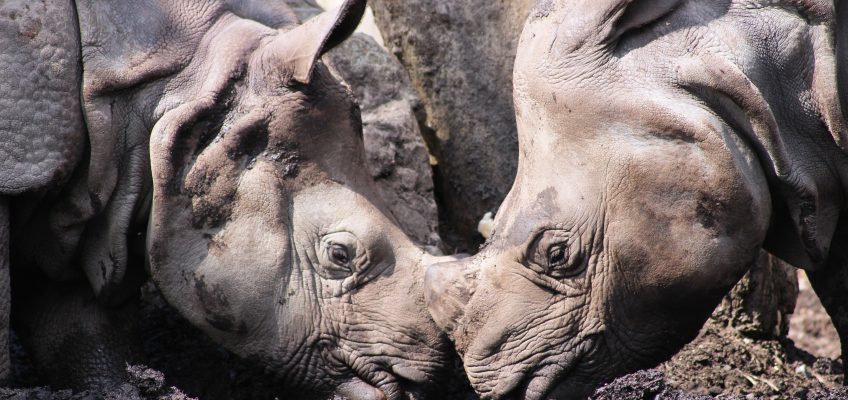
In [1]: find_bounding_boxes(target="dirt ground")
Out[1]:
[1,271,844,399]
[592,271,845,400]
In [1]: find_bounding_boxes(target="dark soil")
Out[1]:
[593,271,845,400]
[659,321,843,398]
[591,369,717,400]
[591,368,848,400]
[0,364,195,400]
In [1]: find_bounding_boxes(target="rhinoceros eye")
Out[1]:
[528,230,585,279]
[547,244,568,267]
[318,232,361,279]
[329,244,351,267]
[547,243,584,279]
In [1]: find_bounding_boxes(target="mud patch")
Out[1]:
[660,321,842,398]
[592,276,845,400]
[591,369,712,400]
[592,367,848,400]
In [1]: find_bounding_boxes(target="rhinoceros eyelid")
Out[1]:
[317,232,368,279]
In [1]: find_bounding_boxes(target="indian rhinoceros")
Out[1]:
[1,0,452,397]
[425,0,848,399]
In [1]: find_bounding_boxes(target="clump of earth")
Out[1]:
[591,367,846,400]
[658,320,842,398]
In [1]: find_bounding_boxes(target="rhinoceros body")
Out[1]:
[0,0,451,398]
[425,1,848,399]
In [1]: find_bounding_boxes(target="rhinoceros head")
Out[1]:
[147,1,450,398]
[420,0,838,398]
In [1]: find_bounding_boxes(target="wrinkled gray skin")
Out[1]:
[1,0,450,398]
[426,1,848,399]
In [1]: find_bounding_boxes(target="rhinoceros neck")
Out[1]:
[680,7,848,270]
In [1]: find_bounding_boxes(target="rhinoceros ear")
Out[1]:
[534,0,682,53]
[267,0,366,84]
[603,0,682,43]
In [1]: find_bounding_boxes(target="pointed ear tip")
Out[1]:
[264,0,366,86]
[609,0,682,40]
[342,0,368,12]
[334,0,368,32]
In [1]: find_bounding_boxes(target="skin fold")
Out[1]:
[425,1,848,399]
[1,0,452,397]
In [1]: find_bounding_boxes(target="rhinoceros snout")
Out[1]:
[423,256,477,336]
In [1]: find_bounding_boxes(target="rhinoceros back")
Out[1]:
[0,0,84,194]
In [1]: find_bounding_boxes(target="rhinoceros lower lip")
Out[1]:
[336,378,388,400]
[390,364,429,384]
[529,337,604,400]
[321,344,410,400]
[511,361,581,400]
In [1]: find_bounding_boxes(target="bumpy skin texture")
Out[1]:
[425,1,847,399]
[1,0,84,384]
[13,281,140,389]
[3,0,451,397]
[0,0,84,195]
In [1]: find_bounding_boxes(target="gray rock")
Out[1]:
[711,251,799,339]
[329,34,441,248]
[370,0,535,250]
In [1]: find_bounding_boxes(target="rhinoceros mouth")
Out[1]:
[471,334,599,400]
[319,340,429,400]
[502,356,583,400]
